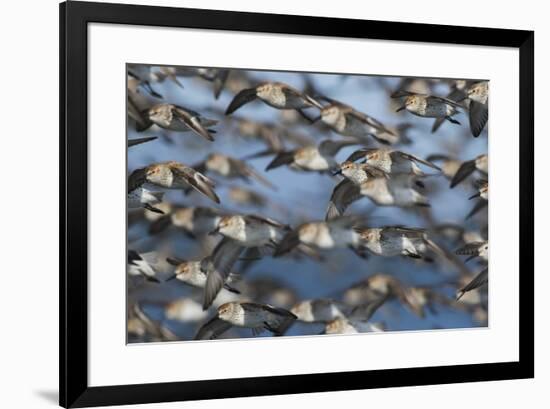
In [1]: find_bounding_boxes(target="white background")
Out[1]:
[0,0,544,408]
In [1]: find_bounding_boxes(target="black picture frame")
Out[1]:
[60,1,534,407]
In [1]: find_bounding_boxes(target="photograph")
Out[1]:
[126,64,489,343]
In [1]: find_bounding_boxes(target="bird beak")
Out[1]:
[309,115,321,123]
[165,273,178,282]
[395,105,406,112]
[468,192,481,200]
[332,168,342,176]
[208,226,220,236]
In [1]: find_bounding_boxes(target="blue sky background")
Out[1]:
[128,66,488,341]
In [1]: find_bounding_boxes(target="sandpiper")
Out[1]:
[195,153,276,190]
[326,175,429,220]
[129,161,220,203]
[450,154,488,188]
[290,299,348,323]
[465,81,489,137]
[265,139,358,173]
[345,148,441,176]
[194,302,297,340]
[210,214,289,248]
[357,226,444,261]
[149,206,223,237]
[225,82,322,120]
[315,98,395,144]
[332,161,388,185]
[342,274,404,306]
[392,91,464,130]
[143,103,218,141]
[165,257,240,294]
[274,216,366,258]
[455,240,489,262]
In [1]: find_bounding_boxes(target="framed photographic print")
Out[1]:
[60,1,534,407]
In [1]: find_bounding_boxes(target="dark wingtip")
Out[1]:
[225,87,257,115]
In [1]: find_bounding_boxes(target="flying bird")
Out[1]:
[357,226,445,261]
[314,98,395,144]
[455,240,489,263]
[129,161,220,203]
[225,82,322,120]
[274,217,367,259]
[142,103,218,141]
[265,139,358,173]
[345,148,441,176]
[195,302,297,340]
[326,175,429,220]
[464,81,489,137]
[392,91,465,130]
[193,153,276,190]
[165,257,240,295]
[290,299,348,323]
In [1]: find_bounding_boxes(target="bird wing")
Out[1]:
[265,150,296,171]
[225,87,258,115]
[457,268,488,299]
[382,226,426,239]
[326,179,362,221]
[450,159,476,188]
[348,296,388,322]
[318,139,358,156]
[171,166,220,204]
[396,152,442,171]
[127,167,147,193]
[347,110,394,134]
[360,164,390,179]
[128,136,158,148]
[202,238,245,310]
[469,100,488,137]
[345,148,370,162]
[245,214,287,229]
[429,95,467,109]
[194,315,233,340]
[172,106,216,141]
